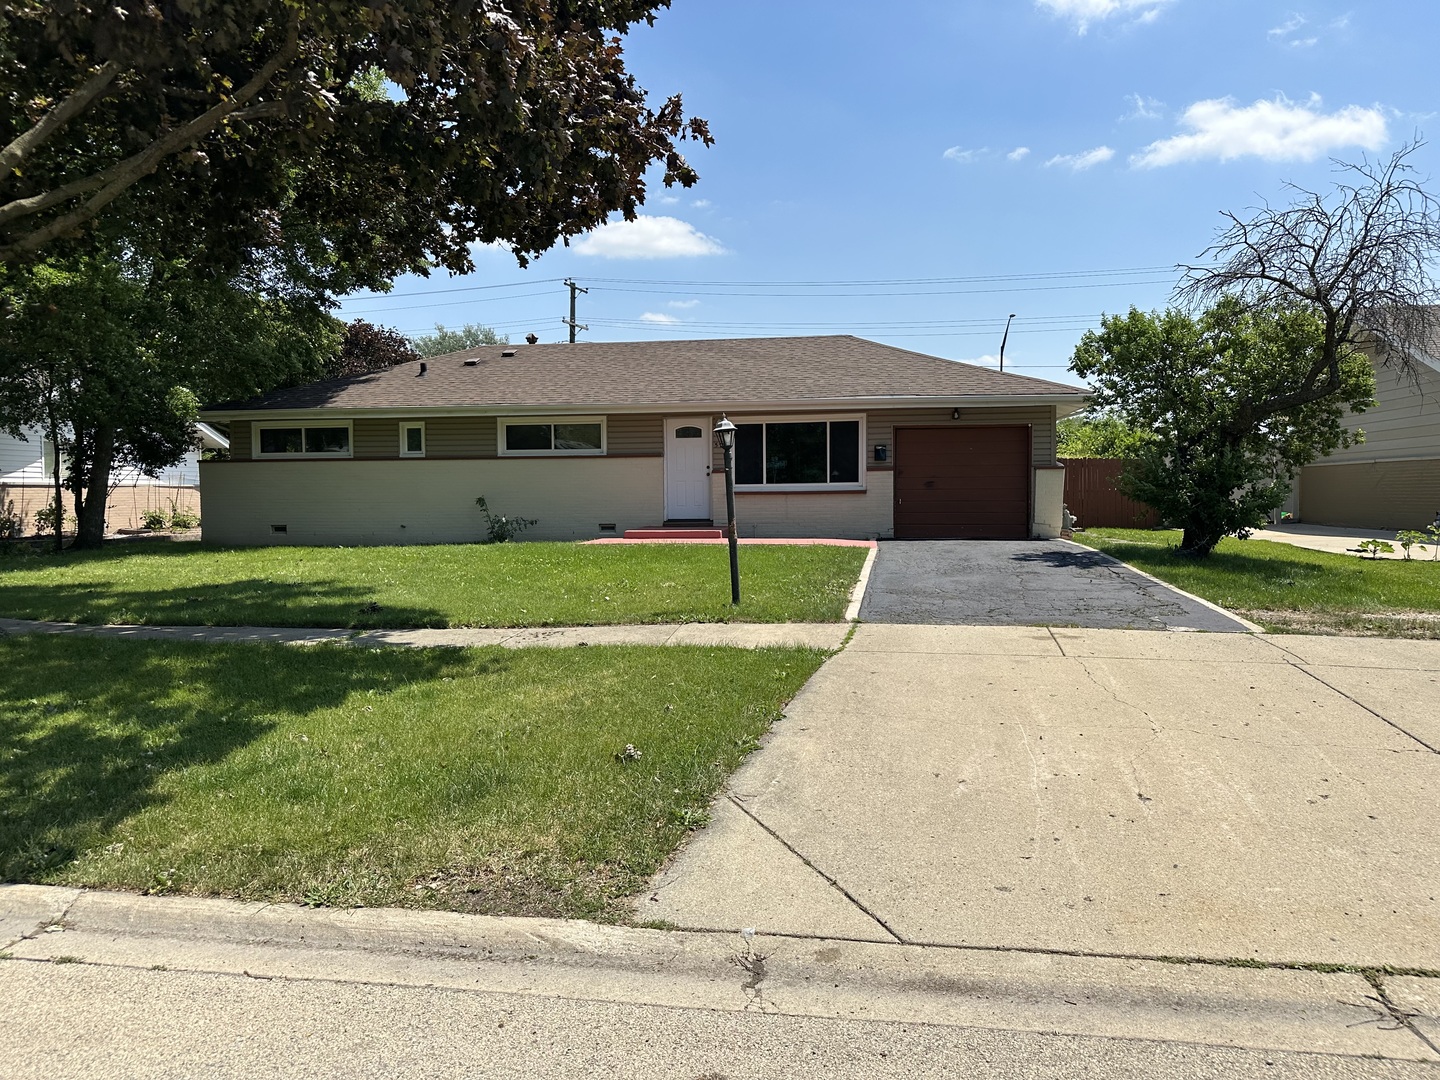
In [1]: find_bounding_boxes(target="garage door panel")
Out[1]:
[894,426,1030,540]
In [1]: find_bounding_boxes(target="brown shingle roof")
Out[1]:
[208,335,1087,413]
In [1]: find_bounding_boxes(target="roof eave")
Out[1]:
[201,392,1090,423]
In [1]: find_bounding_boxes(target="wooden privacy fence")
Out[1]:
[1058,458,1162,529]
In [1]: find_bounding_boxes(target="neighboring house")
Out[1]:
[198,335,1088,545]
[0,422,229,533]
[1297,346,1440,529]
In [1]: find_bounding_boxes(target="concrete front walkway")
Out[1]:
[0,616,849,651]
[643,624,1440,970]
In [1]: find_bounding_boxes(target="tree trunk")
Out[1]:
[45,408,64,553]
[1178,526,1221,558]
[72,424,115,550]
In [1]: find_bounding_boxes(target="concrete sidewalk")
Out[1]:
[1250,523,1434,560]
[0,616,849,651]
[644,624,1440,971]
[2,884,1435,1072]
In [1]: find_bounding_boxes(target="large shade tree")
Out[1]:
[0,1,711,273]
[1070,300,1375,556]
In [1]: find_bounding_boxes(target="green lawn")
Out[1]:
[1073,527,1440,636]
[0,540,867,628]
[0,635,827,919]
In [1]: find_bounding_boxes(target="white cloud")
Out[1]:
[1123,93,1165,121]
[573,215,727,259]
[1131,94,1389,168]
[639,312,681,324]
[1035,0,1176,34]
[691,198,712,209]
[1045,145,1115,171]
[1007,146,1031,161]
[667,299,701,309]
[962,354,1001,368]
[1268,13,1306,37]
[943,146,988,163]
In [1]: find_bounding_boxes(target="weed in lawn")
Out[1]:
[0,636,826,920]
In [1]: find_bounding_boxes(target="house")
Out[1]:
[0,423,229,534]
[197,335,1089,545]
[1296,345,1440,530]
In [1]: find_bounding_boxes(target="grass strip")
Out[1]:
[0,540,867,628]
[0,635,827,920]
[1073,528,1440,636]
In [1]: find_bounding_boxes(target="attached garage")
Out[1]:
[893,426,1031,539]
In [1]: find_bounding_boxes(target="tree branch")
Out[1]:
[0,61,123,179]
[0,22,300,262]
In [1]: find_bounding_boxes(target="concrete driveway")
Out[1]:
[858,540,1250,631]
[641,624,1440,970]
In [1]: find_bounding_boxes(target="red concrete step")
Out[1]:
[623,527,725,539]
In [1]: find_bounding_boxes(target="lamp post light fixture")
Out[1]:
[713,415,741,605]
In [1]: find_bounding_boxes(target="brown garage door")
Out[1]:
[894,426,1031,539]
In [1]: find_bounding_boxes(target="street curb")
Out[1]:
[1,885,1433,1062]
[843,544,879,622]
[1058,539,1266,634]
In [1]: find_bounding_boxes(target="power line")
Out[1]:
[339,264,1177,303]
[586,278,1173,299]
[556,265,1174,287]
[341,288,561,315]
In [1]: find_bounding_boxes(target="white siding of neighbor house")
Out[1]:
[0,426,202,487]
[1319,356,1440,465]
[1298,355,1440,529]
[200,457,664,545]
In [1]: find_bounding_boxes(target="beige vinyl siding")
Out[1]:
[229,424,252,459]
[1322,356,1440,465]
[200,457,663,545]
[708,407,1057,471]
[1300,459,1440,530]
[607,414,664,455]
[353,419,395,458]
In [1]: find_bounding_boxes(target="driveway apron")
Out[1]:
[641,625,1440,970]
[858,539,1249,632]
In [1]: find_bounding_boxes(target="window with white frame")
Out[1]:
[399,422,426,457]
[733,416,864,490]
[498,416,606,456]
[253,421,352,458]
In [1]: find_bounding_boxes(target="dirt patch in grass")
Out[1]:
[1246,609,1440,638]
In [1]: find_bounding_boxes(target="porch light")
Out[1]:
[714,415,736,450]
[713,415,741,605]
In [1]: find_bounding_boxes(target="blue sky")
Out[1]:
[338,0,1440,385]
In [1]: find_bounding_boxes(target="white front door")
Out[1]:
[664,417,712,521]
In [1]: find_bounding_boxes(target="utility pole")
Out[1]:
[999,313,1016,372]
[563,279,589,343]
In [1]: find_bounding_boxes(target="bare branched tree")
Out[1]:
[1179,141,1440,420]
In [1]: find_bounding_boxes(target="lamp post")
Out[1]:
[713,415,741,605]
[999,313,1016,372]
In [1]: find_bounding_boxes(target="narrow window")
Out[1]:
[400,423,426,457]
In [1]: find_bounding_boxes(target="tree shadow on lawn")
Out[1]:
[0,576,448,629]
[0,635,483,882]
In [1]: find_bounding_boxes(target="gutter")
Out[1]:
[201,393,1092,424]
